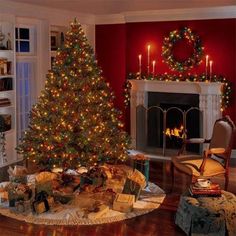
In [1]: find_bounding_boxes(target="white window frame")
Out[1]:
[15,24,36,56]
[15,17,50,142]
[15,20,38,141]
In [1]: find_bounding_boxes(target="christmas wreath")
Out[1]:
[162,27,204,72]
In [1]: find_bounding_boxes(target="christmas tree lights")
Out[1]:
[17,19,130,170]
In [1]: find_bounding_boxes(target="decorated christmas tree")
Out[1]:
[17,19,130,170]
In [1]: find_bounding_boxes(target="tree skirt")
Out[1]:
[0,183,165,225]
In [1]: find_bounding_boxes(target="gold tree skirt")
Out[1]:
[0,183,165,225]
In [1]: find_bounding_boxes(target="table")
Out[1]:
[175,191,236,236]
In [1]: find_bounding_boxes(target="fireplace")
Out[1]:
[129,80,222,156]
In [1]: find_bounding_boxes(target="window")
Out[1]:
[15,23,37,141]
[16,60,36,140]
[15,27,35,54]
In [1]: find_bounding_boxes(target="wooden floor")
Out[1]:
[0,159,235,236]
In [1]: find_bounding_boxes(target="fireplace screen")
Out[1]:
[136,92,203,156]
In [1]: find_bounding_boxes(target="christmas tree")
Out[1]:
[17,19,130,170]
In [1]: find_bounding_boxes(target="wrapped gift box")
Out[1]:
[15,199,31,213]
[0,190,8,203]
[33,191,54,214]
[33,199,49,214]
[122,178,141,201]
[105,178,125,193]
[36,181,53,196]
[0,182,9,203]
[8,183,32,207]
[113,193,135,213]
[131,154,149,185]
[35,171,57,196]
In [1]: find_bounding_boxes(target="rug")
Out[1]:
[0,182,165,225]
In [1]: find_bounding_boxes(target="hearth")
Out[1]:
[129,80,222,157]
[136,93,202,155]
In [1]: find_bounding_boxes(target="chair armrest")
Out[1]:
[178,138,210,156]
[184,138,206,144]
[199,148,226,174]
[209,148,226,154]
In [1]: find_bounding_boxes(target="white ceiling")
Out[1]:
[8,0,236,15]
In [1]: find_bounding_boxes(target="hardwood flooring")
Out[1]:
[0,159,235,236]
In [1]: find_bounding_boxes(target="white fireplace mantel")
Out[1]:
[129,80,223,149]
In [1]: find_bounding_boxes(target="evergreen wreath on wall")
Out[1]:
[162,27,204,72]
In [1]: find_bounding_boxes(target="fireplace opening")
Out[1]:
[136,92,203,155]
[158,103,201,153]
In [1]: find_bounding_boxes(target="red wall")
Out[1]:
[96,19,236,135]
[95,24,126,111]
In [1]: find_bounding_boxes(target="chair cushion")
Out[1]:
[171,155,226,177]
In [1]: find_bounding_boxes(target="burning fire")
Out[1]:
[165,125,185,139]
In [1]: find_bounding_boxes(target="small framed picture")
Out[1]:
[50,31,59,51]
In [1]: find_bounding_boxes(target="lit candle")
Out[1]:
[206,55,209,68]
[138,54,142,76]
[147,45,151,75]
[209,60,213,80]
[152,60,156,76]
[205,55,209,78]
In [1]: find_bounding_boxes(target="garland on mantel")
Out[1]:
[123,73,233,111]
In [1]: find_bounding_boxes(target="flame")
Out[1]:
[165,125,185,139]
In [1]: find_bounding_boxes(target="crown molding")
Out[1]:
[95,14,125,25]
[95,6,236,24]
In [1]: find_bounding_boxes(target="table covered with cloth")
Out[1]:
[175,190,236,236]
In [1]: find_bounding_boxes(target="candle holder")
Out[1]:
[209,60,213,82]
[147,65,150,75]
[137,72,141,80]
[138,54,142,79]
[139,65,142,79]
[152,60,156,78]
